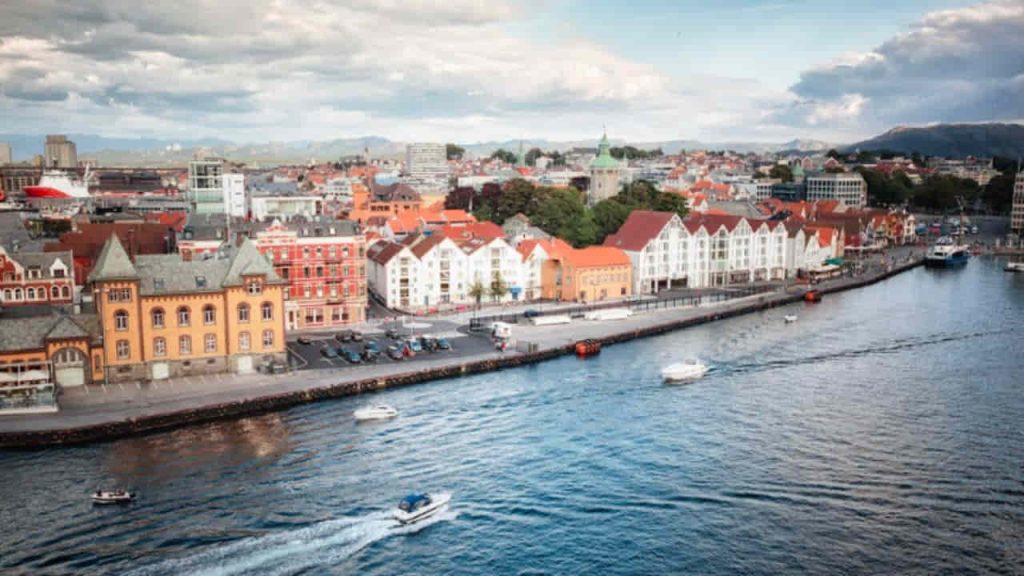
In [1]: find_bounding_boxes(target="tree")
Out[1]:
[469,279,486,308]
[855,150,877,164]
[445,143,465,160]
[530,187,587,239]
[490,149,517,164]
[489,272,508,302]
[495,178,539,223]
[592,199,634,244]
[525,147,544,166]
[651,192,689,219]
[826,149,841,160]
[769,164,793,183]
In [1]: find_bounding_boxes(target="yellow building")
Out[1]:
[88,234,287,382]
[538,243,632,302]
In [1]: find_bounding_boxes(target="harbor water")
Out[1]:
[2,258,1023,575]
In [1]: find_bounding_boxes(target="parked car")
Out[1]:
[364,339,381,354]
[386,344,404,360]
[436,337,452,351]
[970,225,979,235]
[259,360,289,374]
[361,348,380,362]
[351,331,364,342]
[523,309,541,318]
[407,339,423,353]
[321,345,340,359]
[420,336,438,352]
[335,330,354,343]
[297,336,313,345]
[385,327,401,340]
[342,348,362,364]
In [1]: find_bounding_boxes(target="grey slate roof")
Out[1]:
[0,313,98,353]
[88,234,139,282]
[12,250,74,278]
[134,254,233,294]
[223,238,280,286]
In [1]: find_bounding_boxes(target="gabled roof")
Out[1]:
[223,238,280,286]
[46,315,89,340]
[88,234,139,282]
[602,210,676,251]
[409,234,449,259]
[438,221,504,241]
[517,237,573,261]
[367,240,406,265]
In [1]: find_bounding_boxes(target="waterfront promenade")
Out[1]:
[0,254,923,447]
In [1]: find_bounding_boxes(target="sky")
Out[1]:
[0,0,1021,145]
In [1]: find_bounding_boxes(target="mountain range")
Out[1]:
[2,123,1021,166]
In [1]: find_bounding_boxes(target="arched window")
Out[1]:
[13,288,21,300]
[262,330,274,348]
[151,308,165,328]
[3,289,11,301]
[203,304,216,325]
[261,302,273,321]
[237,303,250,323]
[51,286,60,299]
[114,309,129,331]
[177,306,190,326]
[153,337,167,357]
[239,331,251,351]
[27,287,35,300]
[179,335,192,355]
[61,285,70,298]
[116,339,130,360]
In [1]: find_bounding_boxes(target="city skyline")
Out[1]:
[0,1,1021,144]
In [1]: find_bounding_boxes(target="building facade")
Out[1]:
[88,235,287,382]
[1012,170,1024,234]
[588,131,621,205]
[0,246,75,307]
[44,135,78,169]
[0,143,11,165]
[252,220,367,330]
[805,172,867,208]
[405,143,448,180]
[188,158,225,214]
[223,172,246,218]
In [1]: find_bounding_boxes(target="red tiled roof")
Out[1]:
[437,221,504,241]
[367,240,405,265]
[517,238,573,260]
[602,210,676,251]
[562,246,631,268]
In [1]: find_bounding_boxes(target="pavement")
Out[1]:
[0,250,926,437]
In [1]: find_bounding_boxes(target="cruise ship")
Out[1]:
[23,168,92,200]
[924,236,970,268]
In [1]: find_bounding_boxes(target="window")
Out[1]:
[154,337,166,357]
[108,288,132,303]
[238,303,250,323]
[239,331,251,351]
[179,335,192,356]
[316,266,323,277]
[51,286,60,299]
[13,288,21,300]
[342,246,350,258]
[27,287,35,300]
[261,302,273,321]
[330,265,337,277]
[61,285,70,299]
[316,247,323,257]
[203,305,216,325]
[177,306,190,326]
[303,266,311,278]
[204,334,217,353]
[247,281,262,295]
[262,330,274,348]
[116,339,130,360]
[114,309,129,331]
[152,308,165,328]
[329,246,336,258]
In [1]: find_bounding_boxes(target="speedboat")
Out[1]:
[354,404,398,421]
[1005,261,1024,272]
[661,359,709,382]
[784,314,798,323]
[92,489,135,505]
[393,492,451,525]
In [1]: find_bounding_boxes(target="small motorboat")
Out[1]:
[661,359,709,382]
[393,492,451,525]
[92,489,135,505]
[784,314,798,323]
[1005,261,1024,272]
[354,405,399,421]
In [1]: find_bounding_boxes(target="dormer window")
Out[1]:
[247,280,262,295]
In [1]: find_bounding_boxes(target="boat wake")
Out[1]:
[125,508,457,576]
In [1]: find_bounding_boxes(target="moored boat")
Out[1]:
[1005,261,1024,272]
[661,359,709,382]
[354,404,399,421]
[575,339,601,357]
[393,492,451,525]
[924,236,971,268]
[804,290,822,303]
[92,489,135,505]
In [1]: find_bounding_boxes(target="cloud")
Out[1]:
[773,1,1024,134]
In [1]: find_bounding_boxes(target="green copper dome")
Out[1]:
[590,131,620,170]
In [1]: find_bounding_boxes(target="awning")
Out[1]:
[825,257,845,266]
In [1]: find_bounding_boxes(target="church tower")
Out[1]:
[588,130,620,205]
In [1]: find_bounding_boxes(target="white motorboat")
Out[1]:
[784,314,798,323]
[92,490,135,505]
[393,492,451,525]
[1005,261,1024,272]
[661,359,709,382]
[354,404,398,421]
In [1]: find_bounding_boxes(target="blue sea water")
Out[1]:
[1,258,1023,575]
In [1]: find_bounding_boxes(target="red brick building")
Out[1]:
[0,246,75,307]
[250,220,367,330]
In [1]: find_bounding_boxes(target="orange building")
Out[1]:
[88,234,287,383]
[540,244,632,302]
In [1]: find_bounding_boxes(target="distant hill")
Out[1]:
[843,123,1024,158]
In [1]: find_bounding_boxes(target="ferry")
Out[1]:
[924,236,970,268]
[24,167,93,200]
